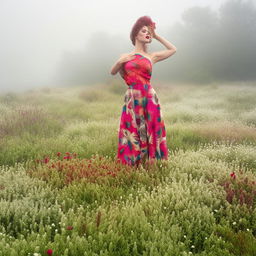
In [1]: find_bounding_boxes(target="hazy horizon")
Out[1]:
[1,0,255,94]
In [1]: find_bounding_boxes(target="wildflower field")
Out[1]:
[0,81,255,255]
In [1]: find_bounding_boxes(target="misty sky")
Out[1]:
[0,0,251,93]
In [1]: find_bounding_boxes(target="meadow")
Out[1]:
[0,80,255,255]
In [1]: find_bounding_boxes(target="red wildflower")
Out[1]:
[66,225,73,230]
[63,155,72,160]
[230,171,236,179]
[46,249,53,255]
[65,152,70,155]
[239,193,244,204]
[44,157,50,164]
[226,189,235,203]
[57,152,61,157]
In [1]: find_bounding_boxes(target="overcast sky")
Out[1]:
[0,0,248,93]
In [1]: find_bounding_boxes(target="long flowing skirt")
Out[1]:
[116,83,168,166]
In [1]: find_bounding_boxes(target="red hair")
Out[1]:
[130,16,155,46]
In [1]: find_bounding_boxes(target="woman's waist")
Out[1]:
[124,75,150,85]
[127,82,152,90]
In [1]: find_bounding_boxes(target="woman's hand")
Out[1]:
[118,53,136,64]
[111,53,136,75]
[148,22,157,39]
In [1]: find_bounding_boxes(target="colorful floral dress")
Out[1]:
[116,53,168,166]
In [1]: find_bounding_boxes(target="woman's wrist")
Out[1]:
[154,34,160,40]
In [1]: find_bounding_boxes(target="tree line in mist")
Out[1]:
[56,0,256,86]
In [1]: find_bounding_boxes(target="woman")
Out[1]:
[110,16,177,167]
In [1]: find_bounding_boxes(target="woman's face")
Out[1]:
[135,26,152,44]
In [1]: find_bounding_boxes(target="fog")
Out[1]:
[0,0,256,94]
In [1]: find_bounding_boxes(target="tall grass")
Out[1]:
[0,81,255,255]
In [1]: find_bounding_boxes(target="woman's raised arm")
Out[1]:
[110,53,136,75]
